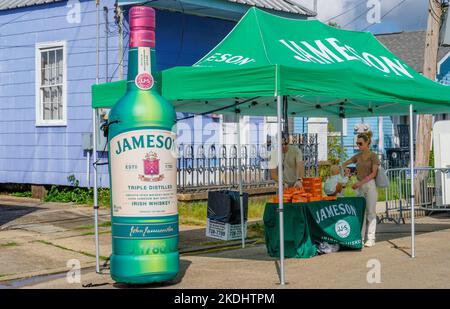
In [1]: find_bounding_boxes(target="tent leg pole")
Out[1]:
[409,104,415,258]
[340,121,344,164]
[93,109,100,273]
[93,0,100,274]
[86,151,90,188]
[277,95,285,285]
[237,114,245,248]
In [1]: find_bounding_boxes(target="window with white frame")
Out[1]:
[36,41,66,126]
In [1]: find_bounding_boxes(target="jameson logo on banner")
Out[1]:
[305,197,366,249]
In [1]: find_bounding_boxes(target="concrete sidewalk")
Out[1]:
[1,195,450,288]
[0,195,254,282]
[13,217,450,289]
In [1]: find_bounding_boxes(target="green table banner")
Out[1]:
[263,203,317,258]
[305,197,366,249]
[263,197,366,258]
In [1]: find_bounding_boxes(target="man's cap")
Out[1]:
[282,133,289,144]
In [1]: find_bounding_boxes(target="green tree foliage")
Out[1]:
[327,123,347,165]
[327,21,341,28]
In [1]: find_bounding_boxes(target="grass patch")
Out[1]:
[0,241,18,248]
[74,225,93,231]
[247,222,265,239]
[45,186,110,208]
[340,176,397,202]
[100,221,111,227]
[247,200,268,219]
[178,199,269,227]
[10,191,32,198]
[79,232,95,236]
[198,239,233,246]
[35,240,109,261]
[377,179,410,202]
[178,201,207,226]
[79,230,111,236]
[43,174,110,207]
[74,221,111,235]
[74,221,111,231]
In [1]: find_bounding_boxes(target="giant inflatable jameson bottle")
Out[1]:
[108,6,178,284]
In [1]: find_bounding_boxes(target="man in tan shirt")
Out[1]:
[269,137,304,188]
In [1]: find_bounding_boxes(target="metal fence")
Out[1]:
[291,133,319,177]
[379,167,450,224]
[176,133,318,192]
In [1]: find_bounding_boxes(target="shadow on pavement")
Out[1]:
[376,223,450,242]
[179,214,450,262]
[376,212,450,241]
[0,204,42,227]
[112,259,192,289]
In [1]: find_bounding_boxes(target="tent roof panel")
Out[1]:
[162,8,450,115]
[92,7,450,118]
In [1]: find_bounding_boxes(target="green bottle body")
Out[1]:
[108,46,179,284]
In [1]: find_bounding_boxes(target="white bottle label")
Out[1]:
[138,47,151,75]
[110,129,177,217]
[135,47,153,90]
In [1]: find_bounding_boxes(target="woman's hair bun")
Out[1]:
[357,131,373,144]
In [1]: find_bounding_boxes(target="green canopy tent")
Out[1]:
[91,7,450,284]
[162,8,450,116]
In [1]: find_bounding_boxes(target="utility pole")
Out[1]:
[104,6,109,82]
[414,0,443,207]
[416,0,443,168]
[118,6,123,80]
[114,0,124,80]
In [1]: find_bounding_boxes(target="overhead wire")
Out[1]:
[323,0,367,23]
[342,4,373,28]
[361,0,410,31]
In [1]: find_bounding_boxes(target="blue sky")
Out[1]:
[302,0,429,34]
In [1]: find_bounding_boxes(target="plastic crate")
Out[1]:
[206,218,247,241]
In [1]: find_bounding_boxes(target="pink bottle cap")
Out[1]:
[129,6,156,48]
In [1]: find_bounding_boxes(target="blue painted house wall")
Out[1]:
[248,116,265,145]
[294,116,395,161]
[293,117,307,134]
[0,0,235,188]
[436,54,450,122]
[0,0,108,188]
[437,55,450,85]
[342,117,394,160]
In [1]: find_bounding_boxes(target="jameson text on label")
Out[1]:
[110,129,177,217]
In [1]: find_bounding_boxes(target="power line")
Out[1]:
[323,0,367,23]
[0,6,116,30]
[0,10,34,30]
[342,5,373,28]
[429,0,443,24]
[109,33,130,82]
[361,0,410,31]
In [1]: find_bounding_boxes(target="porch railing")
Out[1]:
[176,133,319,192]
